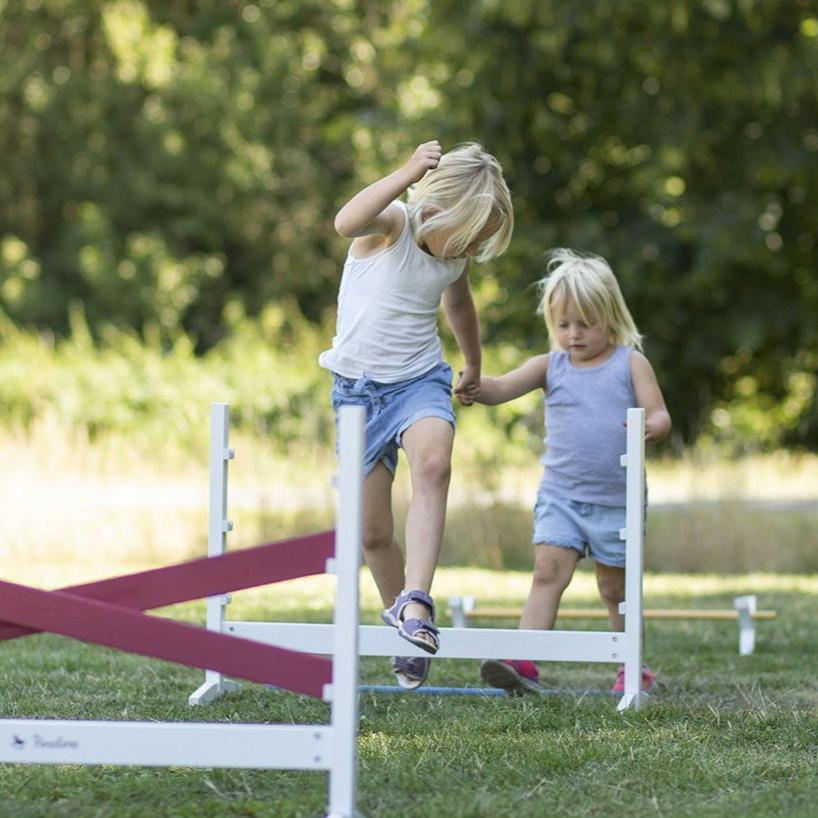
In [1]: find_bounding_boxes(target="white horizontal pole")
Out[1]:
[225,622,624,664]
[0,721,332,769]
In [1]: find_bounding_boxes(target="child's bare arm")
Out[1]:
[334,141,442,239]
[442,268,481,404]
[631,351,672,441]
[476,355,549,406]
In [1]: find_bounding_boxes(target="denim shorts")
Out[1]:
[532,490,626,568]
[330,362,456,476]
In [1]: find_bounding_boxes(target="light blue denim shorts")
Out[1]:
[533,490,626,568]
[330,362,456,477]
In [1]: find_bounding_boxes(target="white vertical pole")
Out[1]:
[326,405,364,818]
[448,597,467,628]
[189,403,240,706]
[735,594,757,656]
[618,407,647,712]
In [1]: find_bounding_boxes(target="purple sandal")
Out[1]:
[382,589,440,655]
[390,656,431,690]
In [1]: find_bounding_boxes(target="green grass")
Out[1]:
[1,572,816,818]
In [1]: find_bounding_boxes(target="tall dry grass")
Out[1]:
[2,419,817,589]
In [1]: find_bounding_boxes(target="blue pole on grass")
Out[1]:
[358,685,507,696]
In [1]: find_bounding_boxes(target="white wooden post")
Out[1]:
[617,407,647,712]
[734,594,757,656]
[189,403,240,705]
[326,406,364,818]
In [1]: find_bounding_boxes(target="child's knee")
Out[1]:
[362,526,393,554]
[596,569,625,603]
[532,557,574,592]
[411,450,451,488]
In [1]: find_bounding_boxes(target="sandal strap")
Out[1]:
[401,617,440,652]
[391,655,430,677]
[401,617,440,637]
[395,589,436,622]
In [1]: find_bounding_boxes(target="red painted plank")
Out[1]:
[0,579,332,699]
[0,531,335,643]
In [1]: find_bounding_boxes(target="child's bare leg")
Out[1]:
[595,562,625,631]
[520,544,579,630]
[399,417,453,636]
[362,461,405,608]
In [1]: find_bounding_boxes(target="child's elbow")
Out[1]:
[333,213,355,238]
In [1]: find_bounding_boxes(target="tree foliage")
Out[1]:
[1,0,816,447]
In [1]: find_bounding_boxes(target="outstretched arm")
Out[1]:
[631,351,672,442]
[333,141,442,240]
[475,355,549,406]
[442,267,481,404]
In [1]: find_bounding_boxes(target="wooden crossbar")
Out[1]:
[454,607,778,622]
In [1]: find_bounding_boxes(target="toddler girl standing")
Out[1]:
[320,140,513,688]
[465,248,671,695]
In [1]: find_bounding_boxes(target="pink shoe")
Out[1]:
[612,664,656,694]
[480,659,543,695]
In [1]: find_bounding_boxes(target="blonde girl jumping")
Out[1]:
[320,140,513,689]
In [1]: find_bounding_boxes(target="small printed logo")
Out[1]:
[9,733,79,751]
[33,734,79,750]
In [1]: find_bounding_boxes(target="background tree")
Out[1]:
[1,0,816,447]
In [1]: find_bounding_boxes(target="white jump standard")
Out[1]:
[0,403,366,818]
[448,594,775,657]
[194,406,650,712]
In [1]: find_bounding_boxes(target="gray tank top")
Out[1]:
[540,345,636,506]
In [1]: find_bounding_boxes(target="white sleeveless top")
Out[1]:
[318,201,466,383]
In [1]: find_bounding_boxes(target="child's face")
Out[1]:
[421,216,500,261]
[553,302,611,365]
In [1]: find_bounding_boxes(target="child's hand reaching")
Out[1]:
[403,141,442,184]
[644,416,670,442]
[454,366,481,406]
[623,414,671,442]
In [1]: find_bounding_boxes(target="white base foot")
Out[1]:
[617,691,650,712]
[188,678,241,706]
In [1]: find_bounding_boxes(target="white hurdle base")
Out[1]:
[190,669,241,706]
[0,721,332,769]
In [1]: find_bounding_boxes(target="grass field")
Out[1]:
[0,427,816,817]
[0,569,816,818]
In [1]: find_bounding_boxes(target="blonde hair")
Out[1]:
[407,142,513,262]
[537,248,643,351]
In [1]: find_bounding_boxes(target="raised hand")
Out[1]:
[403,140,442,184]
